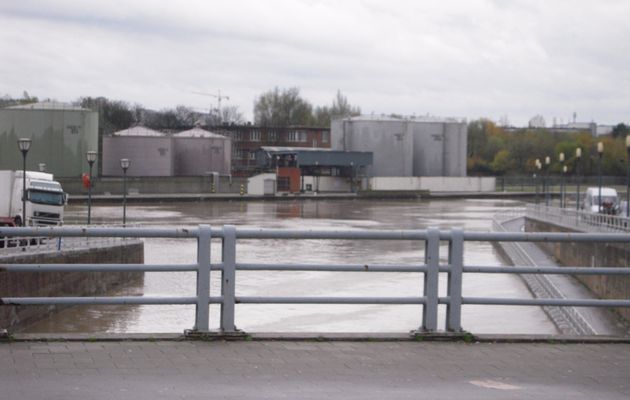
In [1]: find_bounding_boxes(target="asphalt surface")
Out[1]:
[1,340,629,400]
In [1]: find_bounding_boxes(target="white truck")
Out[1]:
[0,170,66,226]
[582,187,620,215]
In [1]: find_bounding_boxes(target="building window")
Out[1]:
[248,151,257,160]
[234,149,244,159]
[250,131,261,142]
[287,131,307,142]
[322,131,329,143]
[232,132,242,141]
[268,131,278,141]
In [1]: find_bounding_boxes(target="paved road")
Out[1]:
[1,340,629,400]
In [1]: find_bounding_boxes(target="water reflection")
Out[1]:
[24,198,557,335]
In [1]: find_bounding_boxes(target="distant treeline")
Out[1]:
[468,119,630,176]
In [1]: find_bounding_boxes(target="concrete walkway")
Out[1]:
[1,340,629,400]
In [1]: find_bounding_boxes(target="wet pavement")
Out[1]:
[1,339,629,400]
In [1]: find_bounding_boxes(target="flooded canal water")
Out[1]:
[23,198,558,335]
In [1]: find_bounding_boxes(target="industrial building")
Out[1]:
[331,116,467,177]
[251,146,373,194]
[102,126,173,176]
[102,126,231,177]
[0,101,98,177]
[172,127,231,176]
[209,126,330,176]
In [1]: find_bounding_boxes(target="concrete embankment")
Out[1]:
[0,242,144,331]
[525,218,630,322]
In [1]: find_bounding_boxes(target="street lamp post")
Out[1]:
[120,159,130,226]
[558,152,566,208]
[534,158,544,205]
[545,156,551,206]
[575,148,582,210]
[17,138,32,226]
[626,136,630,217]
[86,151,97,225]
[597,142,604,214]
[562,165,567,208]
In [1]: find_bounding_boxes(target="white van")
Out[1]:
[582,187,619,214]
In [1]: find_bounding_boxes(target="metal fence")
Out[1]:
[0,224,137,256]
[1,225,630,335]
[527,204,630,233]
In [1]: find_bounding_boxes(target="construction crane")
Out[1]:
[191,90,230,114]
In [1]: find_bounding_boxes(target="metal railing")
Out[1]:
[1,225,630,334]
[527,204,630,233]
[0,224,137,256]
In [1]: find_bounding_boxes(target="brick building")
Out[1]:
[210,126,330,176]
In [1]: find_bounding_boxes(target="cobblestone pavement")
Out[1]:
[1,340,629,400]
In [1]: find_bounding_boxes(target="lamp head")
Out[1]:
[545,156,550,165]
[597,142,604,154]
[17,138,32,153]
[120,158,130,170]
[559,152,565,162]
[86,150,97,164]
[576,147,582,158]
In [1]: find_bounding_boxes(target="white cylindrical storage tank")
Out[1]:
[172,127,231,176]
[0,102,98,177]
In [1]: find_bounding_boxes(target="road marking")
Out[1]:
[469,380,521,390]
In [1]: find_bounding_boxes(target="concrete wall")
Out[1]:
[332,117,467,177]
[102,136,173,177]
[59,175,247,195]
[0,108,98,177]
[0,242,144,331]
[247,173,276,195]
[525,218,630,321]
[370,176,495,192]
[303,176,351,192]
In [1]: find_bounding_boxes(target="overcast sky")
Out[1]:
[1,0,628,126]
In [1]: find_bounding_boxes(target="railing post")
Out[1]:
[194,224,212,332]
[446,228,464,332]
[421,227,440,331]
[221,225,237,333]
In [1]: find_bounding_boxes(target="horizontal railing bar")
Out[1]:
[0,227,213,238]
[0,264,199,272]
[463,266,630,275]
[235,296,426,304]
[463,297,630,307]
[234,228,430,240]
[462,231,630,243]
[3,226,630,244]
[0,296,200,305]
[236,263,428,272]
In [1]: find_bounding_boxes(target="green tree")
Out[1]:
[491,149,513,175]
[253,87,314,126]
[611,123,629,138]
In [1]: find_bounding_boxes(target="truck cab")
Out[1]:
[582,187,619,215]
[0,170,66,226]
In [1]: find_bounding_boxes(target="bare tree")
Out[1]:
[314,90,361,127]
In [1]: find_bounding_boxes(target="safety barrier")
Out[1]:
[1,225,630,334]
[526,204,630,233]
